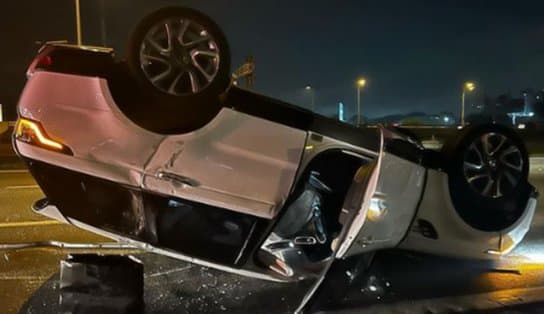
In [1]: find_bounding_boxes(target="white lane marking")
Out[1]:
[146,265,194,278]
[4,185,40,190]
[0,169,28,174]
[0,276,50,281]
[530,157,544,173]
[0,220,61,228]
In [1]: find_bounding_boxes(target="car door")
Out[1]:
[338,151,425,257]
[142,108,307,220]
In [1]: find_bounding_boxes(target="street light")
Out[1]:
[74,0,82,45]
[305,85,315,111]
[357,78,367,126]
[461,81,476,127]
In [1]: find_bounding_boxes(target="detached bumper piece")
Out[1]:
[60,255,144,314]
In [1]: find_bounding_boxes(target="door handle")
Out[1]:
[156,171,200,187]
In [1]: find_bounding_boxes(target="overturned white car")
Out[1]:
[13,6,537,308]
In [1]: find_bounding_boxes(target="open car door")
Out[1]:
[293,128,427,311]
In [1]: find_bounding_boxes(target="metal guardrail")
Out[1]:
[0,240,140,251]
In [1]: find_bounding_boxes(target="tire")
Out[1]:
[446,124,531,232]
[126,7,231,133]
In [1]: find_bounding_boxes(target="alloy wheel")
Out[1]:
[139,18,220,96]
[463,132,524,198]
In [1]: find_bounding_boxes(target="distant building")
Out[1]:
[479,89,543,127]
[398,112,455,126]
[358,111,456,127]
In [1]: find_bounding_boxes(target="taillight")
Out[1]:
[15,118,73,155]
[26,50,53,78]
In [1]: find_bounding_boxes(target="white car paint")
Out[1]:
[17,71,309,220]
[399,169,535,259]
[15,68,536,271]
[143,108,307,219]
[336,131,384,257]
[344,152,426,257]
[17,71,163,187]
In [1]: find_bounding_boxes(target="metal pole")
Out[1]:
[99,0,107,46]
[75,0,82,45]
[357,86,361,126]
[311,90,315,111]
[0,240,139,251]
[461,89,466,127]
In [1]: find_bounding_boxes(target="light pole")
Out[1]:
[305,85,315,111]
[357,78,367,126]
[75,0,82,45]
[461,82,476,127]
[99,0,107,46]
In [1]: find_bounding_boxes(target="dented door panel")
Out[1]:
[143,108,307,219]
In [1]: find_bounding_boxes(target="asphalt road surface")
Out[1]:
[1,165,544,314]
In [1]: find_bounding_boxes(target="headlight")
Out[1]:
[367,194,388,221]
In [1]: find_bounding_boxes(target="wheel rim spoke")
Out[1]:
[188,70,200,93]
[150,67,172,83]
[470,143,484,164]
[184,35,211,47]
[503,169,518,186]
[482,177,494,197]
[168,71,184,94]
[191,50,218,81]
[502,160,523,172]
[464,161,483,171]
[500,145,521,158]
[481,134,493,156]
[494,174,503,198]
[164,22,174,51]
[490,135,506,156]
[141,53,169,65]
[467,174,488,183]
[192,50,218,58]
[177,20,190,44]
[145,37,169,54]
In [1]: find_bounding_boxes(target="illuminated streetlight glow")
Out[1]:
[356,77,367,126]
[461,81,477,126]
[304,85,315,111]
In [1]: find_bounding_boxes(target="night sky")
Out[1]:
[1,0,543,120]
